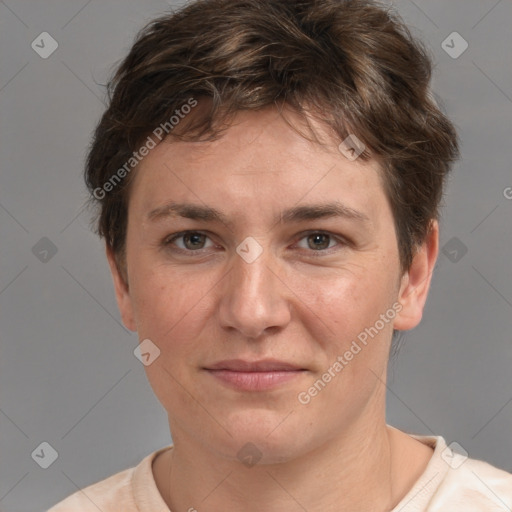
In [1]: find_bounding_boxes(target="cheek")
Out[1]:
[300,264,394,346]
[130,259,212,336]
[295,271,396,417]
[302,269,397,413]
[128,264,213,408]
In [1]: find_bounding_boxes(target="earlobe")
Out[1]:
[106,245,137,332]
[393,220,439,332]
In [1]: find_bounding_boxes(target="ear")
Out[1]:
[106,245,137,332]
[393,220,439,331]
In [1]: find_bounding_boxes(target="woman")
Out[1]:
[49,0,512,510]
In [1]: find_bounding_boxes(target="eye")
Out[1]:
[164,231,215,251]
[295,232,344,252]
[163,230,347,256]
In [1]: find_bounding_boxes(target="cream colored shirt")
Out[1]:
[48,435,512,511]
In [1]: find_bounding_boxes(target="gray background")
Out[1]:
[1,0,511,510]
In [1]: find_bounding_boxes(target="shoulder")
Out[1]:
[432,456,512,510]
[46,446,171,512]
[47,465,136,511]
[404,432,512,511]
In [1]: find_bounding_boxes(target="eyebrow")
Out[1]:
[147,201,370,227]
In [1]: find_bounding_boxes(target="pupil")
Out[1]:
[309,234,329,250]
[186,233,203,249]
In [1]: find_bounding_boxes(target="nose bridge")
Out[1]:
[233,248,271,299]
[218,242,291,338]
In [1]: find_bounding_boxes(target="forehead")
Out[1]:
[129,106,388,227]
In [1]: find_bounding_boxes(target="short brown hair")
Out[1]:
[85,0,459,274]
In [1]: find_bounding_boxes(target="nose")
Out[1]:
[217,245,292,339]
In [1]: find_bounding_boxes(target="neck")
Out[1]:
[154,415,424,512]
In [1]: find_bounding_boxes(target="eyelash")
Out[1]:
[162,230,349,257]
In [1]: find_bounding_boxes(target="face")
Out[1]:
[108,104,436,463]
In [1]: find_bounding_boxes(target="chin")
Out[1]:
[210,410,312,464]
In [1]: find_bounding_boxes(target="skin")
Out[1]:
[107,103,438,511]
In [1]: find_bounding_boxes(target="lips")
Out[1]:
[203,359,307,391]
[205,359,305,372]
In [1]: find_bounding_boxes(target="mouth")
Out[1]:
[203,359,308,391]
